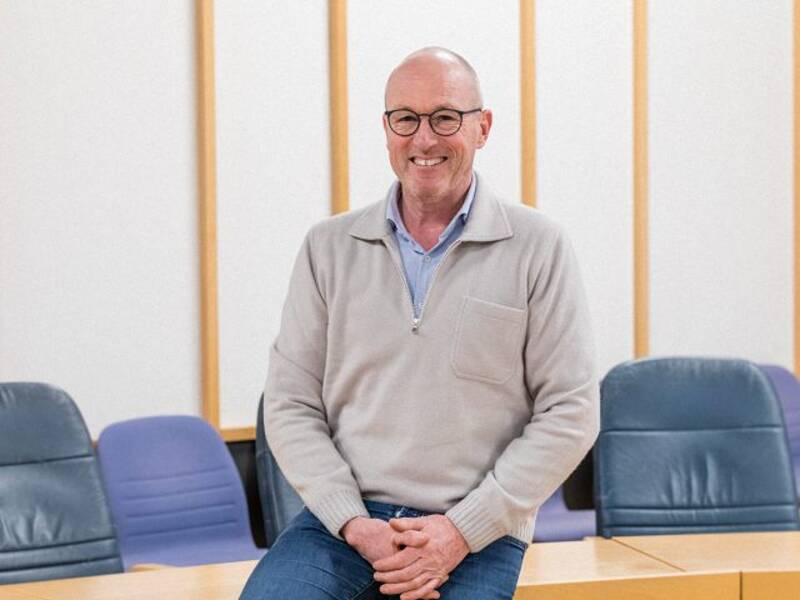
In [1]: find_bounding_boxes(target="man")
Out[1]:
[241,47,598,600]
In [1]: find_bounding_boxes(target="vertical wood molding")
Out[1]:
[633,0,650,358]
[520,0,536,207]
[196,0,220,428]
[795,0,800,375]
[329,0,349,214]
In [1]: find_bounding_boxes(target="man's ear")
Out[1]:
[476,109,493,149]
[382,113,391,147]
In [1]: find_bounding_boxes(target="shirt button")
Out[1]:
[424,256,431,263]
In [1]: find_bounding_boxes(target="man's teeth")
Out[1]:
[412,157,445,166]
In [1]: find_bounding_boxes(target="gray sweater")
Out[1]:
[264,175,600,552]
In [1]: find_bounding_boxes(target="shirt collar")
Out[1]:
[349,171,512,244]
[386,174,477,237]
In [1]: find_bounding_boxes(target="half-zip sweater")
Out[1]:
[264,173,600,552]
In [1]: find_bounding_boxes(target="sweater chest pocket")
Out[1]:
[451,296,527,384]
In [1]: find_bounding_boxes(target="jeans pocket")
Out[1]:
[451,296,527,384]
[500,535,530,552]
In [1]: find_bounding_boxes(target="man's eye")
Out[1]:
[397,115,417,122]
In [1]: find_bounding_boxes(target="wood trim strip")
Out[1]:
[221,427,256,443]
[329,0,349,214]
[633,0,650,358]
[520,0,536,207]
[196,0,220,427]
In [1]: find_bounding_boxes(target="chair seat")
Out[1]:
[533,487,595,542]
[124,540,265,568]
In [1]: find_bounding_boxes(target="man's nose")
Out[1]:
[412,117,438,146]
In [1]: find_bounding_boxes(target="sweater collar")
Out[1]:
[349,172,513,243]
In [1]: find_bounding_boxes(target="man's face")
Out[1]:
[383,58,492,203]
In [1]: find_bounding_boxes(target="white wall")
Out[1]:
[536,1,634,377]
[1,2,797,436]
[0,1,199,436]
[215,1,330,428]
[648,0,793,364]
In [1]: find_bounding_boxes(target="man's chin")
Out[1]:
[403,178,448,200]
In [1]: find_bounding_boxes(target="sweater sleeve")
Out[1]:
[446,228,600,552]
[263,230,369,539]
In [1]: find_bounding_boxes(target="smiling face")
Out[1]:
[383,53,492,206]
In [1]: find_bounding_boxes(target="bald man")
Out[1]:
[240,48,599,600]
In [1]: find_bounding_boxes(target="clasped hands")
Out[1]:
[342,514,469,600]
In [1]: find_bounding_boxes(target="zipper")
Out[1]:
[383,238,419,332]
[383,237,464,333]
[416,239,462,329]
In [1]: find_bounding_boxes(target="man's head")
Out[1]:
[383,47,492,204]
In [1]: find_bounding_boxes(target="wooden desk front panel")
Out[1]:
[741,571,800,600]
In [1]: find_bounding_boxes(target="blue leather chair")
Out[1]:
[759,364,800,499]
[595,357,800,538]
[255,395,304,547]
[96,416,265,568]
[0,383,123,583]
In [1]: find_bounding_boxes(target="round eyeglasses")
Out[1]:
[384,107,483,137]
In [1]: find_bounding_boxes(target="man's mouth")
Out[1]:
[411,157,446,167]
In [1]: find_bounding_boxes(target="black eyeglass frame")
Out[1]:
[384,107,483,137]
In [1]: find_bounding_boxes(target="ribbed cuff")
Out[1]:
[445,492,506,553]
[307,489,369,540]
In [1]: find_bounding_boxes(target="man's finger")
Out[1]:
[388,517,426,532]
[373,559,423,583]
[373,547,419,572]
[378,572,431,595]
[400,576,444,600]
[393,530,428,548]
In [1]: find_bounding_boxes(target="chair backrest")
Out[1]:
[595,357,800,538]
[97,415,258,568]
[759,364,800,497]
[256,395,304,547]
[0,382,123,584]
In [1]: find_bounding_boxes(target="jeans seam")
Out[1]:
[351,579,376,600]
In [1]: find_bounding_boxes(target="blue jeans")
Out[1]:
[240,501,527,600]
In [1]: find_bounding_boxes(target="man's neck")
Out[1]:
[398,175,471,243]
[399,185,468,252]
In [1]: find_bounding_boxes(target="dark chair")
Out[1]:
[255,395,304,547]
[96,416,264,568]
[595,357,800,538]
[0,383,123,584]
[759,364,800,500]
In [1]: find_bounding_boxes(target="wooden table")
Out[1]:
[0,539,739,600]
[513,538,737,599]
[615,531,800,600]
[0,561,258,600]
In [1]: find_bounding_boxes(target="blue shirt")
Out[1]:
[386,175,477,318]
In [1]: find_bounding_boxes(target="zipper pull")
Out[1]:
[411,318,420,333]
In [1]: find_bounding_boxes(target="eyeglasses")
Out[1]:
[384,107,483,137]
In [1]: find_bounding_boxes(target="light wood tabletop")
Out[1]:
[614,531,800,572]
[0,561,258,600]
[0,537,751,600]
[613,532,800,600]
[513,537,738,599]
